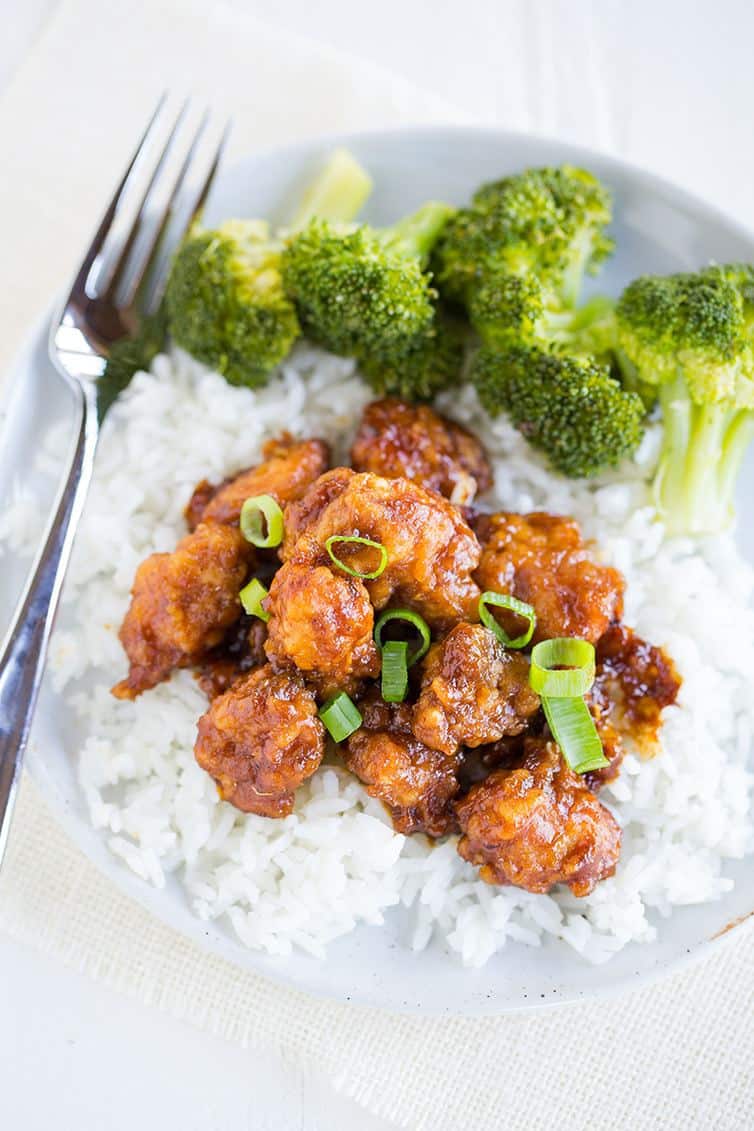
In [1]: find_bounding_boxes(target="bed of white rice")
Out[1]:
[4,343,754,966]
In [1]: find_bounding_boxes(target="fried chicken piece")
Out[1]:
[455,739,622,895]
[474,512,625,644]
[264,561,379,698]
[413,623,540,756]
[350,398,492,504]
[345,694,460,837]
[280,467,356,558]
[113,523,253,699]
[186,435,330,529]
[585,624,681,788]
[194,665,325,816]
[282,470,481,627]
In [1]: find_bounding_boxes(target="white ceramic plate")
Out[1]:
[3,127,754,1015]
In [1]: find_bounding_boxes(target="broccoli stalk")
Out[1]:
[289,148,373,229]
[654,375,754,535]
[281,201,454,358]
[165,149,373,389]
[616,265,754,536]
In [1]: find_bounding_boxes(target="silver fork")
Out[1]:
[0,95,229,864]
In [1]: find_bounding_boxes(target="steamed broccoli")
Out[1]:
[281,201,454,357]
[357,311,466,400]
[165,149,373,388]
[472,343,645,478]
[433,165,614,310]
[166,220,300,387]
[615,264,754,535]
[468,270,617,360]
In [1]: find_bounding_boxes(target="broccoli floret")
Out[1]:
[615,265,754,534]
[357,312,466,400]
[281,201,454,357]
[469,270,616,360]
[472,343,645,478]
[165,149,373,389]
[433,165,614,309]
[166,220,300,388]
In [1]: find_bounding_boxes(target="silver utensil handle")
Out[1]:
[0,380,98,863]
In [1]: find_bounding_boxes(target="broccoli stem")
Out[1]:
[289,148,373,230]
[561,229,594,307]
[655,375,754,535]
[379,202,455,264]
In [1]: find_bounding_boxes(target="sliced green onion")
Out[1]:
[240,494,284,548]
[374,609,431,665]
[381,640,409,703]
[529,638,596,697]
[478,591,536,649]
[239,578,270,622]
[319,692,363,742]
[325,535,388,580]
[542,695,608,774]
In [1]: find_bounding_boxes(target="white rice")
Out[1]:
[8,343,754,966]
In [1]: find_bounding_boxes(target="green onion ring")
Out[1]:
[239,578,270,622]
[529,638,596,697]
[478,591,536,649]
[373,609,431,666]
[542,696,608,774]
[240,494,284,548]
[325,535,388,580]
[319,692,363,742]
[381,640,409,703]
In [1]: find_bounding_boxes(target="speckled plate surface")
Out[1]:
[3,127,754,1014]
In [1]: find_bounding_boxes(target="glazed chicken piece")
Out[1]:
[474,512,625,644]
[585,624,681,789]
[185,435,329,529]
[455,739,622,896]
[345,694,461,837]
[113,523,253,700]
[194,665,325,816]
[350,398,492,504]
[279,466,355,556]
[413,623,540,756]
[264,561,380,698]
[282,469,481,627]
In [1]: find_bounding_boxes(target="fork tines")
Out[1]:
[84,94,231,316]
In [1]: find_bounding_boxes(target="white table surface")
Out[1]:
[3,2,754,1128]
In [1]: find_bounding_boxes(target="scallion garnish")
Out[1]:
[478,591,536,649]
[240,494,284,548]
[239,578,270,622]
[325,535,388,580]
[529,638,596,697]
[541,696,608,774]
[319,692,363,742]
[373,609,431,665]
[381,640,409,703]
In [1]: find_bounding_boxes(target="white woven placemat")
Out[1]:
[1,2,753,1127]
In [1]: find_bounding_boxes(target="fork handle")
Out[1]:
[0,380,99,864]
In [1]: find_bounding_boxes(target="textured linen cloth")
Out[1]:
[1,2,753,1128]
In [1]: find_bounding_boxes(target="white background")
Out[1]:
[3,1,754,1128]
